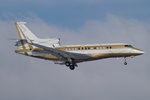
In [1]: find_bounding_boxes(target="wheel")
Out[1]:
[65,62,71,67]
[124,62,127,65]
[69,65,75,70]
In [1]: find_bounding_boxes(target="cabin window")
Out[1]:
[106,46,111,49]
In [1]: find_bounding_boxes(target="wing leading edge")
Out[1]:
[31,42,91,62]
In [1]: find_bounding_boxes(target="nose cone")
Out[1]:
[137,50,144,55]
[131,48,144,56]
[134,49,144,55]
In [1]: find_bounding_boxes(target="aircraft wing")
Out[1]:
[31,42,90,62]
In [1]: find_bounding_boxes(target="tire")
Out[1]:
[65,62,70,67]
[124,62,127,65]
[69,65,75,70]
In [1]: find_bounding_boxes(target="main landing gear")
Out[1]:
[65,61,78,70]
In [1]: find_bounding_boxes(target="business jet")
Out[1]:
[15,22,144,70]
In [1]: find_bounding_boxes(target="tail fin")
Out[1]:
[15,22,35,51]
[15,22,39,41]
[15,22,60,51]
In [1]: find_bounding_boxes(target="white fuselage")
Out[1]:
[16,43,144,63]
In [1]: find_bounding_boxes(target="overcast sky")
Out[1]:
[0,0,150,100]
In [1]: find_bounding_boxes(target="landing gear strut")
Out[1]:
[124,57,127,65]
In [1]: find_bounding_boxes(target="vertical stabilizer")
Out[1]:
[15,22,39,41]
[15,22,35,51]
[15,22,60,51]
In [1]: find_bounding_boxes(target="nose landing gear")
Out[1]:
[124,57,127,65]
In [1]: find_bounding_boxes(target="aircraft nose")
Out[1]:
[136,50,144,55]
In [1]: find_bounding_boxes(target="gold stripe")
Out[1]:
[19,26,33,50]
[90,53,141,58]
[54,45,125,51]
[15,49,31,53]
[15,23,27,55]
[15,48,43,53]
[32,55,58,60]
[15,44,133,53]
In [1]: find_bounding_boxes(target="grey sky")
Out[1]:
[0,14,150,100]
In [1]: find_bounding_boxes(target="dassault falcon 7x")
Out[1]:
[15,22,144,70]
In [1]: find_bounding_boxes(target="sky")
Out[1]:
[0,0,150,100]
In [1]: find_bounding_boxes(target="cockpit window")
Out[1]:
[125,45,132,47]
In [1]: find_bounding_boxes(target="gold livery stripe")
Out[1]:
[15,24,28,55]
[19,27,34,50]
[15,49,31,53]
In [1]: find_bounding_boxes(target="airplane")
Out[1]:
[14,22,144,70]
